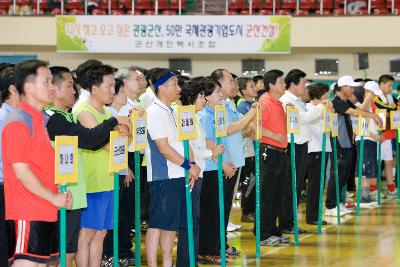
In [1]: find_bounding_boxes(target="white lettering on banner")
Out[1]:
[57,15,291,54]
[180,111,195,135]
[135,118,146,146]
[113,137,126,165]
[58,144,75,174]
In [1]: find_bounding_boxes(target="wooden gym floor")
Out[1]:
[73,197,400,266]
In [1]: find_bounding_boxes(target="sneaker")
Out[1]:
[345,201,356,210]
[346,191,355,198]
[241,213,255,223]
[340,203,353,214]
[325,207,346,217]
[370,190,386,201]
[227,222,242,232]
[276,235,290,243]
[359,197,377,208]
[387,188,397,198]
[260,236,280,246]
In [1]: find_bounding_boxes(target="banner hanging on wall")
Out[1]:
[56,15,291,54]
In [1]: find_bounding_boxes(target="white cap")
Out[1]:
[337,76,361,87]
[364,81,381,95]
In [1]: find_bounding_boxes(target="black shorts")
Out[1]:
[65,209,81,254]
[9,220,58,264]
[148,178,187,231]
[355,140,378,179]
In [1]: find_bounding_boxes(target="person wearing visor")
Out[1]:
[145,68,200,267]
[325,76,382,217]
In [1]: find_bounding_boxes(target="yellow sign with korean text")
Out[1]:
[351,115,359,135]
[215,104,227,137]
[286,105,300,134]
[177,105,197,141]
[109,131,128,172]
[131,111,147,151]
[322,106,331,133]
[375,109,386,131]
[256,106,262,140]
[55,136,78,185]
[330,112,338,137]
[390,110,400,129]
[358,116,370,137]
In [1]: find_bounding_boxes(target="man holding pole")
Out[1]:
[144,68,200,267]
[279,69,325,234]
[326,76,381,216]
[2,60,72,266]
[256,69,290,246]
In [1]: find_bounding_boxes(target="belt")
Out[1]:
[266,145,287,153]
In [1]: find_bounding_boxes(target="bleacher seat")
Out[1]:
[157,0,169,10]
[229,0,245,10]
[91,8,107,14]
[161,9,177,15]
[240,9,250,14]
[333,8,345,15]
[281,0,297,9]
[295,9,309,15]
[250,0,263,10]
[258,9,273,14]
[69,8,84,14]
[317,0,334,10]
[370,0,385,8]
[373,8,388,14]
[100,0,117,9]
[170,0,186,10]
[276,9,291,14]
[51,7,62,14]
[227,9,238,14]
[301,0,316,9]
[136,0,151,10]
[111,8,124,14]
[32,0,48,10]
[315,9,331,14]
[32,8,45,14]
[334,0,345,8]
[386,0,400,8]
[355,8,369,14]
[127,9,143,14]
[118,0,131,9]
[264,0,276,9]
[0,8,8,14]
[0,0,12,10]
[16,0,29,6]
[143,9,155,14]
[66,0,83,10]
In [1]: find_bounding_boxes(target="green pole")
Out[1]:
[377,130,382,206]
[183,141,195,267]
[396,129,400,198]
[113,172,119,267]
[332,137,341,225]
[59,184,67,267]
[290,134,299,246]
[217,137,226,266]
[317,133,327,234]
[356,136,365,217]
[255,140,260,258]
[134,151,141,266]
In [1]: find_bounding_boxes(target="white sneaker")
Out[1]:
[387,188,397,198]
[370,190,386,201]
[325,207,346,217]
[340,203,353,214]
[227,222,242,232]
[346,191,355,198]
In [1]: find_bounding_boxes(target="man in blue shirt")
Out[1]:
[0,66,21,266]
[210,69,258,256]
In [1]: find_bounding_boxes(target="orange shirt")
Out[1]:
[259,93,288,148]
[2,103,57,221]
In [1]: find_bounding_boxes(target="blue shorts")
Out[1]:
[355,140,378,179]
[80,191,113,230]
[148,178,186,231]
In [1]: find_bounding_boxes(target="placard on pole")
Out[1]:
[330,112,341,224]
[355,116,369,217]
[375,109,386,206]
[390,110,400,198]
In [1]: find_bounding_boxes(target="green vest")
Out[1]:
[73,102,113,193]
[45,106,87,210]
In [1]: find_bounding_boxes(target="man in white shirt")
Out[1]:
[279,69,325,234]
[145,68,200,267]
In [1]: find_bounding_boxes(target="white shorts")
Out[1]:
[381,140,393,161]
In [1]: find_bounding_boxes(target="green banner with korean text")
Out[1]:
[56,15,291,54]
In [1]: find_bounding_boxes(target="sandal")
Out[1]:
[198,255,221,265]
[226,246,241,256]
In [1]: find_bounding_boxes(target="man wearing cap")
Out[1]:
[144,68,200,267]
[325,76,381,217]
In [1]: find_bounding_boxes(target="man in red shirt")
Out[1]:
[2,60,72,266]
[255,69,290,246]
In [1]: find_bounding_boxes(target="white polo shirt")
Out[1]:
[146,98,185,181]
[280,90,324,145]
[306,103,332,153]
